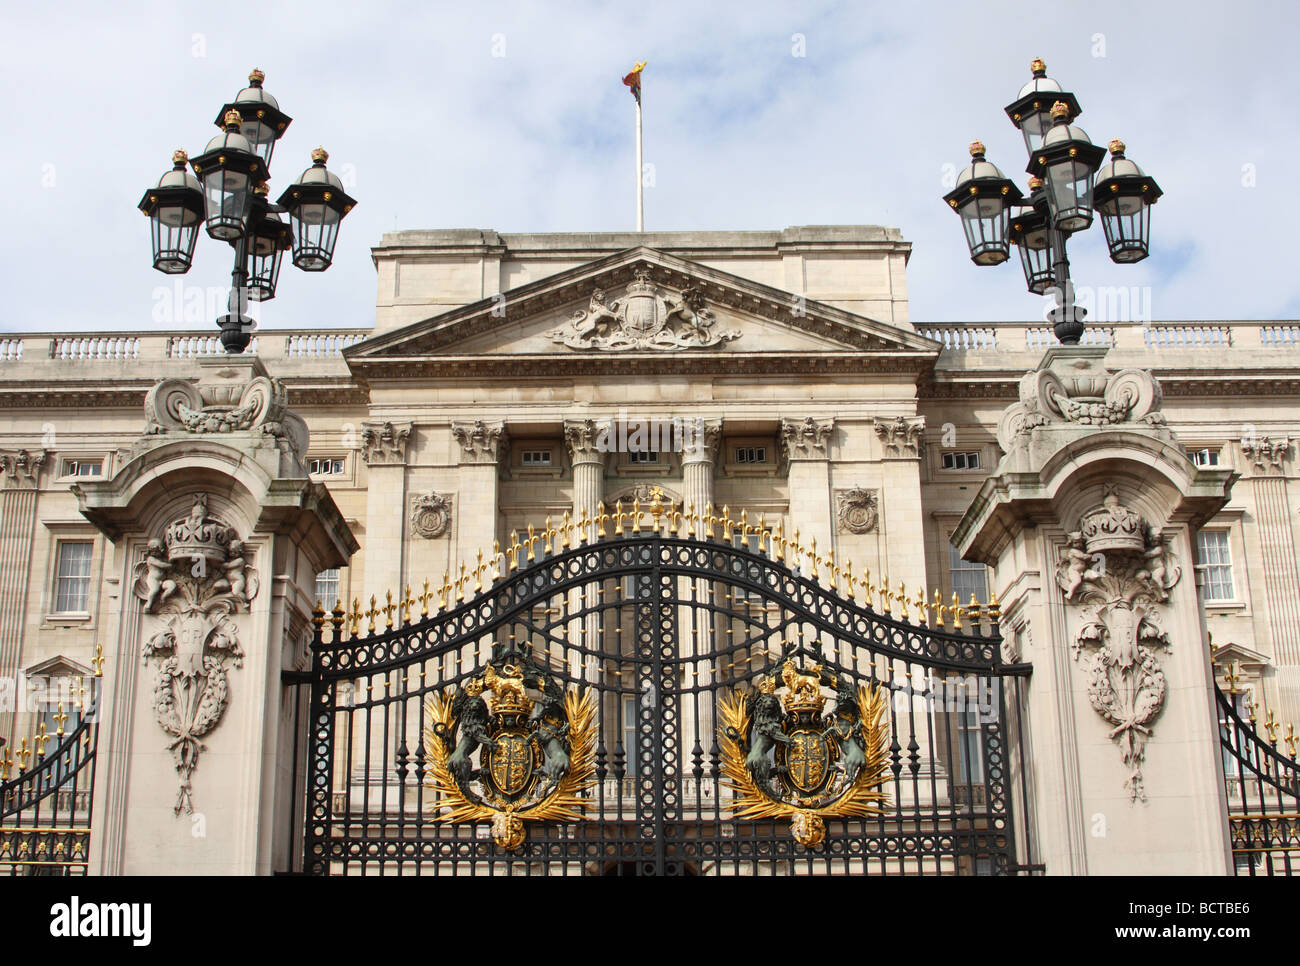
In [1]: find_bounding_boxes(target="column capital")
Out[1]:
[873,415,925,459]
[563,418,604,466]
[780,417,834,462]
[0,448,47,489]
[451,419,507,465]
[681,418,723,466]
[1239,435,1292,477]
[361,419,414,466]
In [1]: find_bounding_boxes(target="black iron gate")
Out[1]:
[289,505,1034,875]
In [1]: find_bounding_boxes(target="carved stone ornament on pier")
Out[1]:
[132,494,258,815]
[873,416,925,458]
[410,492,452,539]
[361,420,413,465]
[144,371,307,457]
[1055,484,1181,803]
[998,350,1167,458]
[546,267,741,351]
[780,417,834,461]
[451,419,506,464]
[836,487,879,534]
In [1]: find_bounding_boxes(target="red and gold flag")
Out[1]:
[622,60,647,104]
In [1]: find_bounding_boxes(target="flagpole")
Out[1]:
[635,90,644,232]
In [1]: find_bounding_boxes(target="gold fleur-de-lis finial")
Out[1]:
[1224,662,1240,694]
[419,578,432,618]
[54,704,68,737]
[1265,708,1279,744]
[1285,724,1297,759]
[92,643,105,678]
[366,595,379,634]
[382,590,397,629]
[35,720,50,758]
[401,585,415,625]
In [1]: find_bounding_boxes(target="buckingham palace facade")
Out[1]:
[1,226,1298,875]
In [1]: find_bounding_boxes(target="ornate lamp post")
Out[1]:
[943,59,1161,345]
[138,70,357,353]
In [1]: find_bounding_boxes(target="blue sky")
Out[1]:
[2,0,1296,333]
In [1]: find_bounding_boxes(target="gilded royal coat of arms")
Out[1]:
[425,655,597,850]
[718,660,891,848]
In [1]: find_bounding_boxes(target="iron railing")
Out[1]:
[1215,682,1300,876]
[0,675,101,876]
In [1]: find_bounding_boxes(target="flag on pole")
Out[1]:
[622,60,647,104]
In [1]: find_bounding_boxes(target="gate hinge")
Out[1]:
[282,669,313,685]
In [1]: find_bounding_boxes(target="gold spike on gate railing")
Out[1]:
[809,538,819,580]
[879,575,890,614]
[1286,725,1297,759]
[951,593,963,631]
[631,498,642,534]
[382,590,396,629]
[473,551,485,593]
[366,596,379,633]
[685,501,697,538]
[896,582,908,621]
[348,598,362,636]
[330,599,345,637]
[54,704,68,738]
[859,569,872,606]
[1265,709,1279,745]
[491,541,503,581]
[914,587,928,625]
[0,747,12,780]
[440,573,452,612]
[843,559,855,600]
[312,600,326,631]
[596,501,609,538]
[578,508,591,544]
[543,517,554,556]
[721,505,733,541]
[826,548,837,591]
[614,500,625,535]
[34,720,49,759]
[419,580,432,618]
[402,586,415,625]
[988,590,1001,628]
[669,506,681,536]
[703,503,715,540]
[772,521,783,562]
[92,643,105,678]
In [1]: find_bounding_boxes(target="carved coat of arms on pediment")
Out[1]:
[546,268,741,351]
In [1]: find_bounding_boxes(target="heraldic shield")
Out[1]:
[718,660,891,848]
[425,653,597,851]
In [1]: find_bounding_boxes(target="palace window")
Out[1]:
[1188,447,1220,467]
[53,542,93,613]
[1196,531,1234,601]
[948,541,988,605]
[60,458,103,478]
[520,450,552,467]
[628,450,659,464]
[308,457,346,476]
[940,451,981,470]
[735,446,767,465]
[315,568,341,608]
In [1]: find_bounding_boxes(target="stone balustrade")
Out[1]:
[914,320,1299,352]
[0,328,372,371]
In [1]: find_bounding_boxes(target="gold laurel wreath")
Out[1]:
[424,687,598,824]
[718,680,891,820]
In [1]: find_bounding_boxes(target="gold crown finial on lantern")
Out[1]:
[969,140,986,158]
[1030,57,1046,74]
[1028,175,1044,190]
[249,68,265,85]
[223,108,243,129]
[312,146,329,164]
[1108,138,1126,156]
[1049,100,1070,121]
[172,148,189,166]
[254,181,269,196]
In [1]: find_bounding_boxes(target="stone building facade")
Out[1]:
[0,225,1296,872]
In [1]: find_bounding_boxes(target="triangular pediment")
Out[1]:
[346,248,938,377]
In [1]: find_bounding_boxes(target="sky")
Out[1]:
[2,0,1297,335]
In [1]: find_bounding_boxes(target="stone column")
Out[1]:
[953,348,1236,875]
[564,419,605,678]
[359,419,412,609]
[0,450,45,740]
[451,419,508,573]
[680,420,721,776]
[1238,437,1300,722]
[779,417,836,568]
[76,356,357,875]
